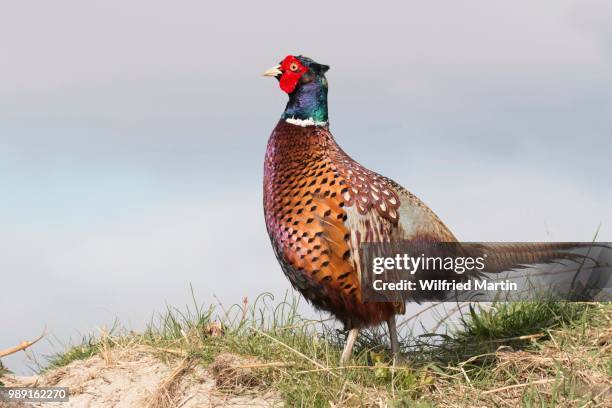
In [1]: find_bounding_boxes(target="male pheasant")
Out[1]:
[262,55,604,364]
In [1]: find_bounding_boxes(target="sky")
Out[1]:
[1,1,611,374]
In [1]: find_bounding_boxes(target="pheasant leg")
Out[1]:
[387,316,400,364]
[340,328,359,365]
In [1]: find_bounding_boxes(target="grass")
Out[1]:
[38,290,611,407]
[45,336,102,371]
[418,301,611,406]
[0,360,8,386]
[424,300,603,364]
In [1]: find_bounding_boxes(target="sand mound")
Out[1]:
[1,348,280,407]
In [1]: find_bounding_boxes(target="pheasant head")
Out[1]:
[263,55,330,126]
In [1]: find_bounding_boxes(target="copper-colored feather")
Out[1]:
[264,121,457,329]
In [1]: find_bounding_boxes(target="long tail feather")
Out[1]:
[462,242,606,274]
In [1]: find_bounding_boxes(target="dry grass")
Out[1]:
[425,304,612,407]
[144,357,195,408]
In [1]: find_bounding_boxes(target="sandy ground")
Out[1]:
[1,348,280,408]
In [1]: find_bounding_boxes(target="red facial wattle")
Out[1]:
[279,56,307,94]
[280,73,301,94]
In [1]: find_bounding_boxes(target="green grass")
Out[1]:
[459,300,596,339]
[45,337,101,371]
[0,360,9,386]
[41,290,610,407]
[429,300,600,364]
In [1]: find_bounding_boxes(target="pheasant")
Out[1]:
[262,55,606,364]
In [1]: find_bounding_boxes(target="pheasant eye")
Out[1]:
[289,62,299,72]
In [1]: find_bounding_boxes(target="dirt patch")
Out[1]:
[210,353,265,390]
[1,348,280,407]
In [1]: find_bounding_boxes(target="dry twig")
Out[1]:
[0,329,46,358]
[481,378,558,395]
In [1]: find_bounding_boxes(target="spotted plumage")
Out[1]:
[263,116,457,329]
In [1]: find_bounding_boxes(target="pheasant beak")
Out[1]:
[262,64,282,78]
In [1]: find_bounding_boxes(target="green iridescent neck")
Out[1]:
[281,77,328,125]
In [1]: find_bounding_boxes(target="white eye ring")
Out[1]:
[289,62,299,72]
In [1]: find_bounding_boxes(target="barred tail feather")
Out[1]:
[459,242,608,274]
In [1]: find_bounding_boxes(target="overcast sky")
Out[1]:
[1,1,611,374]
